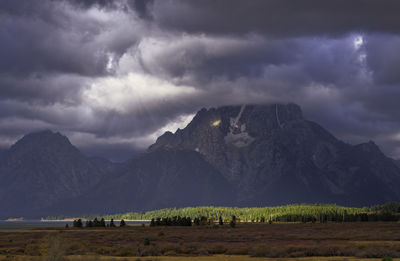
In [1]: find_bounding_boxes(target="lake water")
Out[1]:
[0,220,148,230]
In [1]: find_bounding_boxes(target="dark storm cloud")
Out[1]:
[364,34,400,85]
[133,31,400,158]
[0,74,87,105]
[0,1,131,77]
[137,35,301,84]
[0,0,144,104]
[65,0,119,9]
[150,0,400,37]
[136,34,361,87]
[129,0,154,19]
[1,0,400,160]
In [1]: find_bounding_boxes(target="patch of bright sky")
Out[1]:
[353,35,364,50]
[142,113,195,147]
[106,53,115,73]
[83,73,198,114]
[68,113,195,150]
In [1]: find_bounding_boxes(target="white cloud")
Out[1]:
[141,113,195,146]
[353,35,364,50]
[82,73,199,114]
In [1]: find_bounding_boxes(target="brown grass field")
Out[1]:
[1,222,400,261]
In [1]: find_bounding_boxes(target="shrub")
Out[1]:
[163,250,177,256]
[249,244,282,257]
[74,256,102,261]
[226,246,249,255]
[382,257,393,261]
[115,248,138,257]
[144,238,151,246]
[193,247,209,256]
[160,244,180,254]
[140,245,161,256]
[46,237,66,261]
[24,244,41,256]
[207,245,227,254]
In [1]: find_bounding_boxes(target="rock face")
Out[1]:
[0,130,115,218]
[148,104,400,206]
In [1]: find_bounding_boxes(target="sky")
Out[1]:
[1,0,400,162]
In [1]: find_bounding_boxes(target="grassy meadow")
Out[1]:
[1,222,400,261]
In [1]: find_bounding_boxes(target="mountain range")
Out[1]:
[0,103,399,219]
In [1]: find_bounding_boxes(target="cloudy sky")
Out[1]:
[1,0,400,161]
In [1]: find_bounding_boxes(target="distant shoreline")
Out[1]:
[6,218,24,221]
[2,219,150,222]
[42,219,151,222]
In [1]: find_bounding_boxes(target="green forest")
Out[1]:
[47,202,400,223]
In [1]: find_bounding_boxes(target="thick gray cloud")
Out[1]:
[1,0,400,161]
[150,0,400,37]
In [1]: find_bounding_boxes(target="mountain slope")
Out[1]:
[0,130,114,218]
[1,104,400,218]
[76,149,235,214]
[148,104,400,206]
[394,159,400,169]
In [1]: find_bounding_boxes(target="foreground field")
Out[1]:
[0,223,400,260]
[0,255,395,261]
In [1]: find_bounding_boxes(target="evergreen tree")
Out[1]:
[219,216,223,225]
[200,216,207,225]
[73,219,83,228]
[120,219,126,227]
[230,215,236,228]
[110,218,115,227]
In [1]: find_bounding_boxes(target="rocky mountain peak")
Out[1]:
[353,140,388,161]
[357,140,381,152]
[9,129,75,153]
[148,103,400,206]
[188,103,303,132]
[0,130,113,218]
[150,103,304,152]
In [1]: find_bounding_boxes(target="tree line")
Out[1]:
[71,218,126,228]
[149,215,238,227]
[50,202,400,224]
